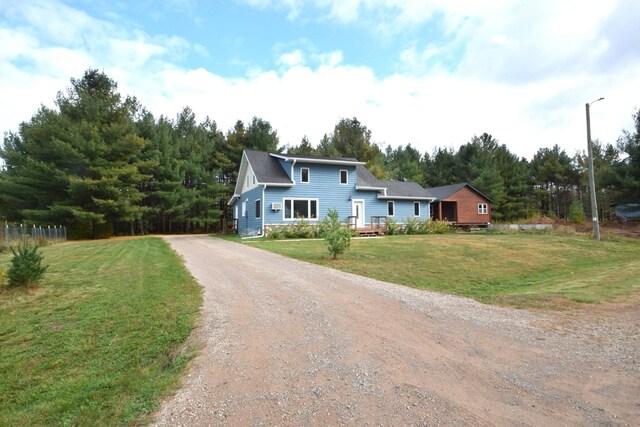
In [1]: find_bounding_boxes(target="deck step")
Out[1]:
[357,230,385,237]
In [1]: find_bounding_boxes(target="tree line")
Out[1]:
[1,69,638,238]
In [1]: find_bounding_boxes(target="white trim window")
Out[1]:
[255,199,261,219]
[478,203,488,214]
[414,201,420,217]
[284,198,318,220]
[300,167,310,183]
[387,201,395,217]
[340,169,348,185]
[241,200,247,217]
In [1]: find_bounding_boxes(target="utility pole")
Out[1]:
[585,97,604,241]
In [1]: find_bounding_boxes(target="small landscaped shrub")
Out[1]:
[289,218,316,239]
[7,242,48,287]
[320,208,351,259]
[420,219,451,234]
[404,217,420,235]
[387,218,450,235]
[387,217,401,235]
[266,225,285,239]
[266,219,320,239]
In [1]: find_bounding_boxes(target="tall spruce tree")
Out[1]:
[0,69,147,238]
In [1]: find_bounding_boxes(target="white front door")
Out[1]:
[352,200,365,228]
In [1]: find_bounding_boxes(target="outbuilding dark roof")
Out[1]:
[426,182,493,202]
[244,149,292,184]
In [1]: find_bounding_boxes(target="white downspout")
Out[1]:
[291,159,297,184]
[261,184,266,235]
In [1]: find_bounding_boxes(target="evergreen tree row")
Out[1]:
[1,70,638,238]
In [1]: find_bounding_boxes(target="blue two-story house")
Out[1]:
[229,150,435,236]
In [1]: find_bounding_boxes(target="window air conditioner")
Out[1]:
[271,202,282,211]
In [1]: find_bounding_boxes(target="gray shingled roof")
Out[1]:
[244,150,292,184]
[355,164,384,188]
[356,165,433,198]
[277,153,360,162]
[424,183,467,200]
[383,180,434,198]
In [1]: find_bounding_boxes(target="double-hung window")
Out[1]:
[284,199,318,220]
[340,170,348,185]
[414,202,420,217]
[255,200,261,219]
[387,201,395,217]
[478,203,488,214]
[300,167,310,183]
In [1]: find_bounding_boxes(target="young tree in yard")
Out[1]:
[7,242,48,287]
[568,200,586,224]
[320,208,351,259]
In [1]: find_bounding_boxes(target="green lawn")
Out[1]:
[0,237,202,426]
[247,233,640,309]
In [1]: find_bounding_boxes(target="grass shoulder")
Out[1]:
[248,233,640,310]
[0,237,202,426]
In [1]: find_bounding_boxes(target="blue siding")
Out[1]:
[234,158,433,235]
[277,158,292,179]
[236,185,263,236]
[261,161,432,226]
[264,163,356,225]
[391,200,431,222]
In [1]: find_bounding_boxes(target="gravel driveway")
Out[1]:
[154,235,639,426]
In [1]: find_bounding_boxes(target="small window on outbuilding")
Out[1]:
[478,203,488,214]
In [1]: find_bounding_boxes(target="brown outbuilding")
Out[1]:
[428,183,492,226]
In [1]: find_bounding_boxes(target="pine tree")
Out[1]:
[0,69,148,238]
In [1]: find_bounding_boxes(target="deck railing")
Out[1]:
[346,215,388,235]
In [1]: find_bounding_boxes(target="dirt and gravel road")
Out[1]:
[154,235,639,426]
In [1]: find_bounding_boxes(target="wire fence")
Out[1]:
[2,223,67,245]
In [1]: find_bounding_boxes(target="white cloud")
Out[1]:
[278,49,305,67]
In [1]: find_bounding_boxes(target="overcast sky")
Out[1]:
[1,0,639,159]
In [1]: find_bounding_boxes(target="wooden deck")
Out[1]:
[347,215,388,237]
